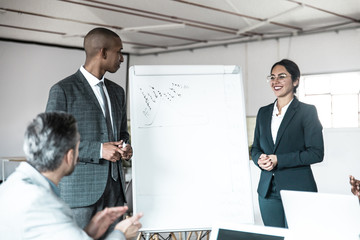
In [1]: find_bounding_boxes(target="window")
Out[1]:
[298,72,360,128]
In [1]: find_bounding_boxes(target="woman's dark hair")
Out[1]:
[271,59,300,93]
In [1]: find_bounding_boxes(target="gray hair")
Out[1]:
[23,112,79,172]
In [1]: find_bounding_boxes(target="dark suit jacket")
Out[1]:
[46,70,129,207]
[251,97,324,198]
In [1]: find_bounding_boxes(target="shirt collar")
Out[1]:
[44,177,60,197]
[80,65,104,86]
[273,98,293,116]
[23,162,61,197]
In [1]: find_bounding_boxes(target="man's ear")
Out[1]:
[100,48,107,59]
[64,148,74,166]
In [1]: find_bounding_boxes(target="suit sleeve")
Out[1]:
[276,105,324,169]
[45,84,67,112]
[251,108,264,169]
[23,189,94,240]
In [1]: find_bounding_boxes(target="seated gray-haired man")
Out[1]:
[0,112,142,240]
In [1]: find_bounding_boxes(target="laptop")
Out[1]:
[281,190,360,240]
[210,223,288,240]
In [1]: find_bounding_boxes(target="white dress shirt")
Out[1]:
[80,66,115,157]
[271,99,293,143]
[80,66,114,127]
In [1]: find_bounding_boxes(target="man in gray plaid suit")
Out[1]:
[46,28,133,235]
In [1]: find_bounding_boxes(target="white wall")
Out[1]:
[0,41,82,157]
[0,40,128,157]
[130,29,360,116]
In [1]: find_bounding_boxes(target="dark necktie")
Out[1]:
[97,81,118,181]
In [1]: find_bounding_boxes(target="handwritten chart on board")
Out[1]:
[129,65,254,232]
[136,80,208,127]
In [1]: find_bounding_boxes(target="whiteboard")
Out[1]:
[129,65,254,232]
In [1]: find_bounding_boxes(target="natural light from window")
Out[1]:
[298,72,360,128]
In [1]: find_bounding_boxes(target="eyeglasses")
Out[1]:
[266,73,290,82]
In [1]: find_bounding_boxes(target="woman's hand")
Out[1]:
[258,154,277,171]
[258,154,273,171]
[268,154,278,168]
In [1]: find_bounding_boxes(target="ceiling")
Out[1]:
[0,0,359,55]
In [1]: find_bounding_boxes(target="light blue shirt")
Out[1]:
[44,176,60,197]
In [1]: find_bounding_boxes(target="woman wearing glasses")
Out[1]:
[251,59,324,228]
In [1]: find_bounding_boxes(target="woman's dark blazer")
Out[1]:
[251,97,324,198]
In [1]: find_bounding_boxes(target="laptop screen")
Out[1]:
[210,223,288,240]
[281,190,360,239]
[216,228,285,240]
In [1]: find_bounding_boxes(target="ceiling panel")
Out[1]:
[0,0,359,55]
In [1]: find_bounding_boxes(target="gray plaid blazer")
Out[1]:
[46,70,129,207]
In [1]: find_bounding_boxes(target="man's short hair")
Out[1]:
[23,112,79,172]
[84,27,121,58]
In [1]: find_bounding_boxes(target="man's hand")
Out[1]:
[350,175,360,199]
[102,141,123,162]
[84,206,128,240]
[118,141,133,161]
[115,212,143,239]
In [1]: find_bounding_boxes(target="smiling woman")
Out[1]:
[269,65,298,105]
[251,59,324,228]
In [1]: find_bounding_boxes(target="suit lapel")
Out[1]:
[265,103,275,147]
[75,70,103,114]
[274,97,299,151]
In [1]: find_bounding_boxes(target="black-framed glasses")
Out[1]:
[266,73,290,82]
